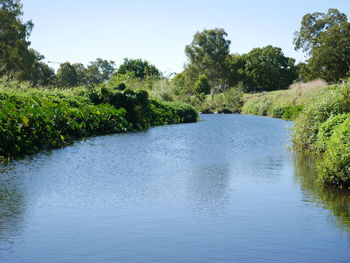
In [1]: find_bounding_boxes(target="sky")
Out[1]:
[22,0,350,74]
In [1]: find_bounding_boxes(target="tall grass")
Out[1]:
[241,79,327,119]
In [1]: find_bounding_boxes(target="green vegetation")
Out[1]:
[2,0,350,189]
[292,81,350,188]
[294,9,350,82]
[241,79,327,119]
[0,83,197,159]
[318,119,350,188]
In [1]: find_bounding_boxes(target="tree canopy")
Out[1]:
[56,62,78,87]
[185,28,231,90]
[116,58,161,79]
[0,0,34,80]
[240,46,297,92]
[294,8,350,82]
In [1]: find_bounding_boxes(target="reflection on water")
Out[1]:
[294,154,350,233]
[0,114,350,262]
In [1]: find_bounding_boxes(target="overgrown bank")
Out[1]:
[0,84,197,159]
[292,82,350,188]
[240,79,350,189]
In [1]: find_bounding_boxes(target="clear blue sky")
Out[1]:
[22,0,350,74]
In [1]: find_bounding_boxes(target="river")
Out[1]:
[0,114,350,262]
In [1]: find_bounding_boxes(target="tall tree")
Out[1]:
[185,28,231,91]
[239,46,297,92]
[294,9,350,82]
[85,58,116,84]
[294,8,347,54]
[56,62,78,87]
[0,0,36,80]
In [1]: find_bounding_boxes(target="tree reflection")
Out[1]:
[294,153,350,233]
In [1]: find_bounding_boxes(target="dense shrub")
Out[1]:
[293,83,350,151]
[0,85,198,158]
[0,92,129,157]
[318,119,350,188]
[282,105,304,120]
[315,113,350,154]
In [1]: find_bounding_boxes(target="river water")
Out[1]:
[0,114,350,262]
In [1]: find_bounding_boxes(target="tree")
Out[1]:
[240,46,297,92]
[305,22,350,82]
[72,63,87,85]
[185,28,231,92]
[294,9,350,82]
[0,0,36,80]
[228,54,247,87]
[85,58,116,84]
[194,74,211,95]
[294,8,347,54]
[29,49,55,86]
[56,62,78,87]
[117,58,161,79]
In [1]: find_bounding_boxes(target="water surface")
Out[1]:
[0,114,350,262]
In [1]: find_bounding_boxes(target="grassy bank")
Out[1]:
[241,79,327,120]
[0,84,197,159]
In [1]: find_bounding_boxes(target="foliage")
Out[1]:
[293,82,350,151]
[239,46,297,92]
[116,58,161,79]
[194,85,243,113]
[194,74,211,95]
[0,0,37,81]
[0,89,129,157]
[315,113,350,154]
[294,8,347,54]
[0,83,198,158]
[306,22,350,82]
[318,119,350,188]
[241,79,326,119]
[294,9,350,82]
[56,62,78,87]
[185,28,231,91]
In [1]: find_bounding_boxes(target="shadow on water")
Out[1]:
[0,165,26,255]
[294,153,350,233]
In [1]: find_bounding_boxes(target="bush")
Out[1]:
[293,83,350,151]
[281,105,304,120]
[318,119,350,188]
[0,85,198,158]
[0,92,129,157]
[315,113,350,154]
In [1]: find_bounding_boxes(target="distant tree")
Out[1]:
[85,58,116,84]
[185,28,231,91]
[0,0,36,80]
[228,54,247,87]
[56,62,78,87]
[294,8,347,54]
[194,74,211,95]
[117,58,161,79]
[240,46,297,92]
[29,50,55,86]
[72,63,87,85]
[294,9,350,82]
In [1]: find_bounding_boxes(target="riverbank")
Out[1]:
[0,84,197,159]
[241,79,350,189]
